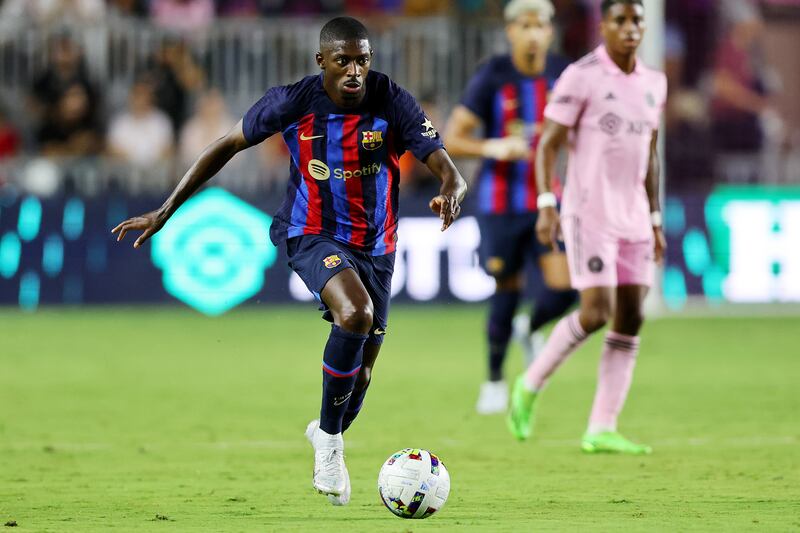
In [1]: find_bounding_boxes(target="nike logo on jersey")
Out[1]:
[333,392,352,406]
[300,133,324,141]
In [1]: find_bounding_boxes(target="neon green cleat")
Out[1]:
[506,375,538,441]
[581,431,653,455]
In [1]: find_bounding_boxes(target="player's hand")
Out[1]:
[430,177,467,231]
[536,206,560,250]
[653,226,667,264]
[111,209,168,249]
[482,136,530,161]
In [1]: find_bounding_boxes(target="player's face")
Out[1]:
[317,39,372,108]
[601,3,646,56]
[506,11,553,60]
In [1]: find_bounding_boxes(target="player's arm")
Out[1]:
[534,118,570,248]
[645,128,666,263]
[443,105,528,161]
[425,148,468,231]
[112,120,252,248]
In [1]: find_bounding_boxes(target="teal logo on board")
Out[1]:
[151,188,276,316]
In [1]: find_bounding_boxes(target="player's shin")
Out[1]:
[524,310,588,391]
[587,331,640,434]
[320,325,368,435]
[487,290,521,381]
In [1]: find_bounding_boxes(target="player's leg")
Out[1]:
[341,342,380,433]
[515,214,579,365]
[319,268,373,434]
[340,250,394,432]
[304,268,373,500]
[524,272,579,365]
[477,215,526,414]
[583,235,655,454]
[508,216,615,440]
[287,236,370,498]
[507,286,612,440]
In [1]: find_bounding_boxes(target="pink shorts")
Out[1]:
[561,215,655,290]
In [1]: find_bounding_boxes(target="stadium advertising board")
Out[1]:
[1,186,798,313]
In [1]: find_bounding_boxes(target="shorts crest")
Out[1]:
[323,254,342,269]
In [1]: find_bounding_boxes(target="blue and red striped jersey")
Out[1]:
[460,54,568,215]
[243,71,443,256]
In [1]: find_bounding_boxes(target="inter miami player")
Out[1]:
[507,0,667,454]
[113,17,467,505]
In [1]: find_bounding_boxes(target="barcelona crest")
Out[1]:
[323,255,342,269]
[362,130,383,150]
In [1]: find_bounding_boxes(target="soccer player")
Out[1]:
[444,0,577,415]
[507,0,667,454]
[112,17,467,503]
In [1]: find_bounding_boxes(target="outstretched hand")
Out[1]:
[429,193,462,231]
[111,210,167,249]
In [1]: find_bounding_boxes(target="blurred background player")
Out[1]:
[507,0,667,454]
[112,17,467,505]
[444,0,577,415]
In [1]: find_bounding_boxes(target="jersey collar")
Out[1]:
[596,44,643,76]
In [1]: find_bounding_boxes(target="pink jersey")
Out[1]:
[545,45,667,240]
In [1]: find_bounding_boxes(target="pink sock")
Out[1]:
[587,331,640,434]
[524,311,588,391]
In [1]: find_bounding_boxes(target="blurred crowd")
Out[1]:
[0,0,798,195]
[664,0,800,189]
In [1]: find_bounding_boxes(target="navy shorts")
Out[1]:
[286,235,395,345]
[478,213,554,279]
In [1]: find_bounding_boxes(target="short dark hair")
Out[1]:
[319,17,370,49]
[601,0,643,15]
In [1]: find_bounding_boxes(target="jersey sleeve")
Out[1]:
[242,85,292,145]
[459,62,493,121]
[544,64,589,128]
[389,82,444,161]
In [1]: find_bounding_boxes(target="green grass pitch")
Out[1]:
[1,306,798,531]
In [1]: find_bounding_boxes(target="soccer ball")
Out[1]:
[377,448,450,519]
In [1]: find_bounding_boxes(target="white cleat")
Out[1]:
[513,314,546,367]
[476,380,508,415]
[305,419,348,503]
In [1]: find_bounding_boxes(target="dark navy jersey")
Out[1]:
[460,54,568,215]
[243,71,443,256]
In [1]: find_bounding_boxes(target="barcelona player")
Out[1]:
[507,0,667,454]
[113,17,467,504]
[444,0,577,415]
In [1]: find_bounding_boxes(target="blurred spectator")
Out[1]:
[0,106,21,160]
[29,33,101,136]
[108,0,149,17]
[403,0,450,16]
[150,0,215,33]
[107,79,174,167]
[552,0,591,60]
[37,83,103,157]
[214,0,260,16]
[179,89,235,167]
[710,2,779,153]
[0,0,105,25]
[143,40,205,134]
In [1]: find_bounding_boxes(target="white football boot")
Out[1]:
[305,419,350,505]
[475,380,508,415]
[513,314,545,367]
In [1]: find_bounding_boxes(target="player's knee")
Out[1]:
[580,305,611,333]
[339,302,374,334]
[617,311,645,335]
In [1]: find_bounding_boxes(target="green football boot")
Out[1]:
[581,431,652,455]
[506,375,538,441]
